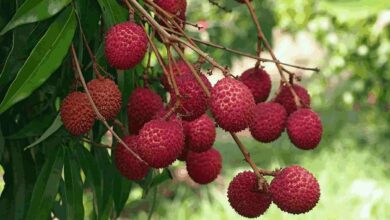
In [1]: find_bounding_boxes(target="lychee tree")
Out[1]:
[0,0,324,219]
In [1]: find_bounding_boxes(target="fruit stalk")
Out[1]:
[70,45,148,165]
[242,0,302,108]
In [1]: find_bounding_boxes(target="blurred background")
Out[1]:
[1,0,390,219]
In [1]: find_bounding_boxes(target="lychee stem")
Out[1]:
[81,137,111,149]
[242,0,262,68]
[70,45,148,165]
[208,0,232,13]
[127,0,229,75]
[242,0,302,108]
[161,27,320,72]
[172,45,272,190]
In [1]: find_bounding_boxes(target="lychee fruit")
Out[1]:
[60,92,95,136]
[184,114,216,152]
[286,109,322,150]
[210,77,256,132]
[87,78,122,120]
[155,0,187,20]
[186,148,222,184]
[170,74,212,121]
[249,102,287,143]
[239,67,271,103]
[152,107,183,129]
[138,119,184,168]
[274,84,311,114]
[105,21,148,69]
[269,165,320,214]
[161,59,192,89]
[177,145,189,161]
[114,135,149,180]
[127,88,164,134]
[227,171,272,218]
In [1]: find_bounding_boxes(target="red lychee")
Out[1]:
[239,67,271,103]
[138,119,184,168]
[161,59,192,89]
[249,102,287,143]
[170,74,212,121]
[186,148,222,184]
[155,0,187,19]
[60,92,95,136]
[269,165,320,214]
[227,171,272,218]
[184,114,216,152]
[286,108,322,150]
[105,22,148,69]
[127,88,164,134]
[274,84,311,114]
[210,77,256,132]
[87,78,122,120]
[114,135,149,180]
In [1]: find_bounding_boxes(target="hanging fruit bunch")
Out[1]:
[60,0,322,218]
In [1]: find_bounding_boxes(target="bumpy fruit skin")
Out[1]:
[60,92,95,136]
[287,109,322,150]
[184,114,216,152]
[127,88,164,134]
[170,74,212,121]
[138,119,184,168]
[155,0,186,19]
[239,68,271,103]
[227,171,272,218]
[269,165,320,214]
[114,135,149,180]
[210,77,256,132]
[275,84,311,114]
[105,22,148,69]
[161,59,192,89]
[87,78,122,120]
[186,148,222,184]
[249,102,287,143]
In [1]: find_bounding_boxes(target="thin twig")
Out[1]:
[163,27,320,72]
[70,45,148,165]
[243,0,302,108]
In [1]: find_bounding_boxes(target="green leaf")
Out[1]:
[112,152,132,216]
[11,145,27,220]
[24,114,62,150]
[25,146,64,220]
[6,114,53,139]
[96,0,127,28]
[0,127,4,160]
[0,7,76,114]
[64,148,84,220]
[74,146,102,218]
[151,169,172,188]
[0,0,72,35]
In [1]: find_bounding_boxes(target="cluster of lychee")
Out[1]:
[60,0,322,218]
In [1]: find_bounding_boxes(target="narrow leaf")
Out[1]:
[74,146,102,218]
[0,0,72,35]
[64,148,84,220]
[24,114,62,150]
[25,146,64,220]
[0,7,76,113]
[96,0,127,28]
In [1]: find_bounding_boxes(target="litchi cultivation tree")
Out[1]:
[0,0,323,219]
